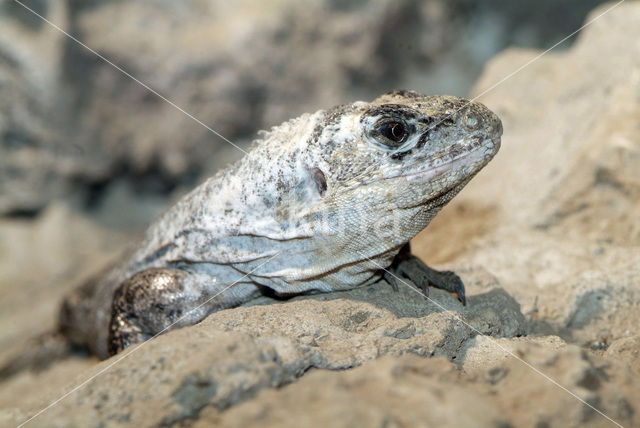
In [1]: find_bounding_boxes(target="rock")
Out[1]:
[0,356,94,428]
[0,203,125,354]
[459,334,568,374]
[65,0,459,180]
[467,340,639,427]
[470,5,640,238]
[203,355,508,428]
[208,342,640,428]
[0,1,78,215]
[8,324,640,427]
[605,336,640,374]
[4,282,526,427]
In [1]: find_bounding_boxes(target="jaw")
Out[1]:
[392,179,471,213]
[378,133,500,211]
[409,159,482,188]
[391,141,493,185]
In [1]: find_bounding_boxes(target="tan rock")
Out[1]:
[5,285,525,427]
[203,355,507,428]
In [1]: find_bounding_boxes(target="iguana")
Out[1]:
[2,90,502,372]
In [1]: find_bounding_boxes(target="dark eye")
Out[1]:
[379,121,407,144]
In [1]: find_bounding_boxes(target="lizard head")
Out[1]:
[298,90,502,244]
[319,90,502,201]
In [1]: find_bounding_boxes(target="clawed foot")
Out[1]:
[384,245,466,305]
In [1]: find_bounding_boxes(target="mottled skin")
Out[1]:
[59,90,502,359]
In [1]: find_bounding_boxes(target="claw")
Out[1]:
[383,270,400,292]
[420,282,429,298]
[393,255,467,306]
[456,283,466,306]
[443,270,466,306]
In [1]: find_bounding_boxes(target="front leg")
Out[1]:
[108,267,262,356]
[384,243,466,305]
[108,268,191,356]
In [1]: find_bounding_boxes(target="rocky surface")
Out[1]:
[1,287,526,427]
[210,342,638,428]
[2,1,640,428]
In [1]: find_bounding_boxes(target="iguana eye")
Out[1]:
[379,121,407,144]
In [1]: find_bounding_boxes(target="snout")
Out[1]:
[462,100,503,140]
[479,103,503,141]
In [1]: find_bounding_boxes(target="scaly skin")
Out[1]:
[58,90,502,359]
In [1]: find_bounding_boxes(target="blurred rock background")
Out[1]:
[3,1,640,427]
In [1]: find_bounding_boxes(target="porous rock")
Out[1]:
[7,282,526,427]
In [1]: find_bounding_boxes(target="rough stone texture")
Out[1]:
[208,342,639,428]
[464,339,639,427]
[1,284,526,427]
[205,355,509,428]
[2,2,640,428]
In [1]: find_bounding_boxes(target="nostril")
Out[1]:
[465,114,480,130]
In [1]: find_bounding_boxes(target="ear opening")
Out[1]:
[310,167,327,197]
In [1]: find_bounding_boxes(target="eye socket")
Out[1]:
[379,121,407,144]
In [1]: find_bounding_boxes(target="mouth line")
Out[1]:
[386,143,489,183]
